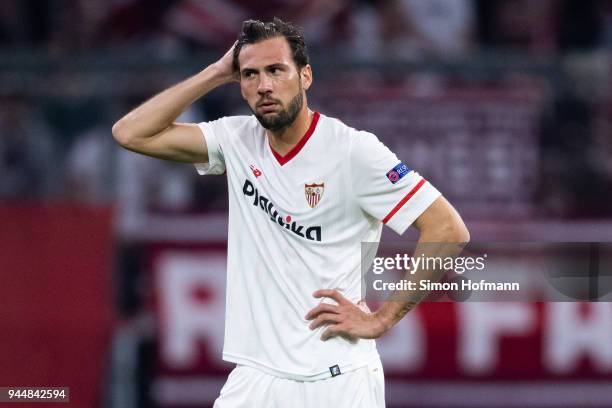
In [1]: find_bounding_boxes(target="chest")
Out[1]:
[225,133,349,237]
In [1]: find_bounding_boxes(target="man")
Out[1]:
[113,18,469,408]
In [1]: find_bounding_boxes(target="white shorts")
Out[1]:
[213,359,385,408]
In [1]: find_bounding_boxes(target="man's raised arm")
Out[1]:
[112,46,237,163]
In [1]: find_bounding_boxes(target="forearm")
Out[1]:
[112,63,230,142]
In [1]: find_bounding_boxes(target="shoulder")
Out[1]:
[197,115,259,148]
[200,115,257,133]
[316,113,378,149]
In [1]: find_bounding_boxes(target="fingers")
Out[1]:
[307,289,358,341]
[312,289,351,306]
[223,41,237,56]
[304,303,339,320]
[321,324,353,341]
[321,326,338,341]
[309,312,343,330]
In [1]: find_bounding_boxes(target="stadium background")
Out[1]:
[1,1,611,407]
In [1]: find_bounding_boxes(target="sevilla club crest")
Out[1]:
[305,182,324,208]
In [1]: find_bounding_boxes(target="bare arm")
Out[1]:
[306,196,470,340]
[371,196,469,332]
[112,46,237,163]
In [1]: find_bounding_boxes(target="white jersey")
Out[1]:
[194,112,440,381]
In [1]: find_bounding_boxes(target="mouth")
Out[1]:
[257,101,280,113]
[257,100,279,113]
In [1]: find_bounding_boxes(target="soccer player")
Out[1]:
[113,18,469,408]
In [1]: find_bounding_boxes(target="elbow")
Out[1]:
[112,119,133,148]
[453,221,470,245]
[445,217,470,245]
[429,214,470,245]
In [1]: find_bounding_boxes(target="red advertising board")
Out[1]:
[0,204,115,408]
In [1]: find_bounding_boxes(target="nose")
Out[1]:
[257,73,273,95]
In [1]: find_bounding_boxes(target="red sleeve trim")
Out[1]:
[382,178,426,224]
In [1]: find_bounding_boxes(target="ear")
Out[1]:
[300,64,313,91]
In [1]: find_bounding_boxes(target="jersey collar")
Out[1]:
[269,111,320,166]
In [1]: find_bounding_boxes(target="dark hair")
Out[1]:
[232,18,309,73]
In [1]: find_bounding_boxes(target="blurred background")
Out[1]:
[1,0,612,407]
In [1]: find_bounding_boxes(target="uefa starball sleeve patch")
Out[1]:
[386,162,412,184]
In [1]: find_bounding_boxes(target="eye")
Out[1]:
[269,66,283,75]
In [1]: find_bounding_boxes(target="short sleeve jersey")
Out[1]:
[195,112,440,380]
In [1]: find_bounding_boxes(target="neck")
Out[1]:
[267,105,313,156]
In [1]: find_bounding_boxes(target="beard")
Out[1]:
[252,88,304,132]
